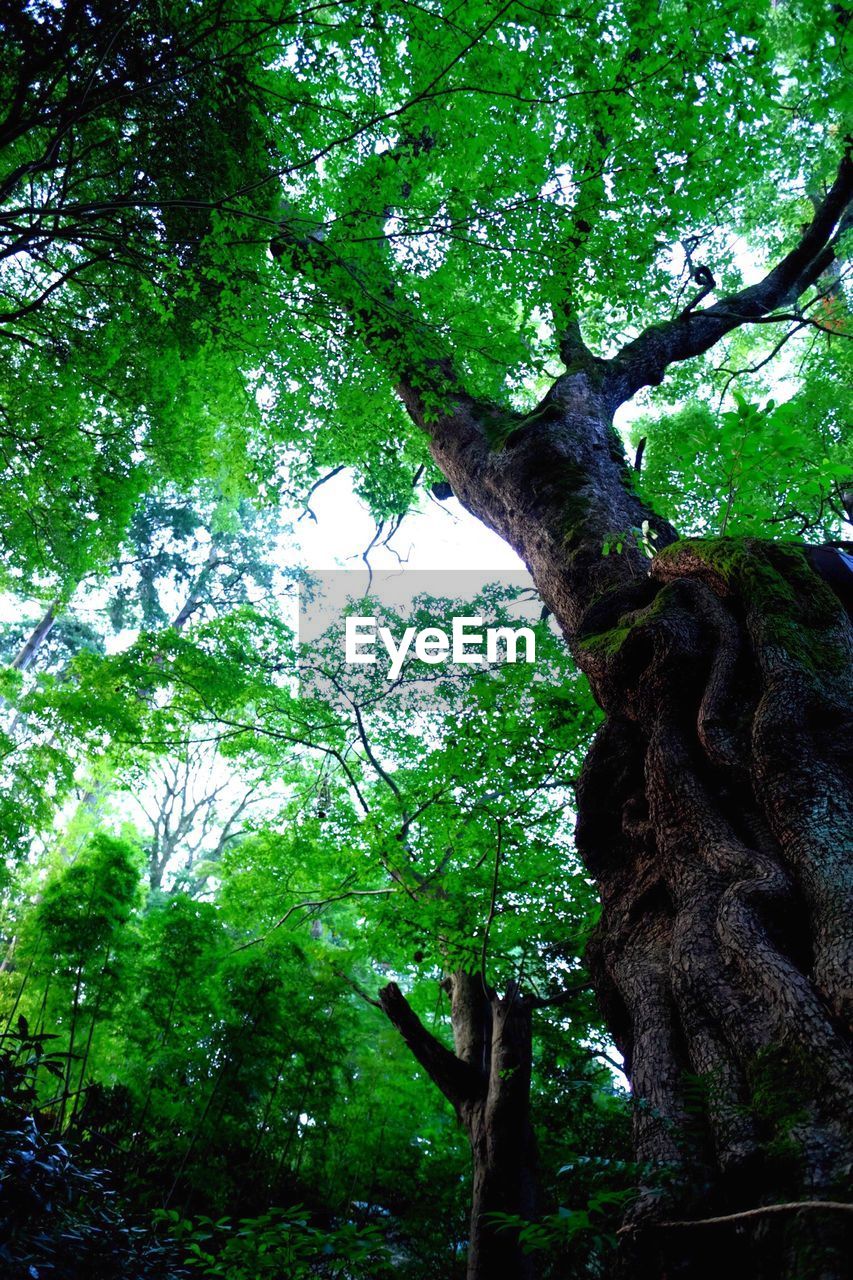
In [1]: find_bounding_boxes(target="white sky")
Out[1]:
[291,468,524,577]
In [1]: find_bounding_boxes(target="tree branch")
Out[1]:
[528,979,593,1010]
[270,137,507,453]
[603,147,853,407]
[379,980,480,1108]
[618,1200,853,1235]
[336,969,383,1010]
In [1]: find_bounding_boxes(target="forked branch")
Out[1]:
[603,146,852,407]
[379,980,481,1108]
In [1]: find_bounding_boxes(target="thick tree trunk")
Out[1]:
[575,538,853,1279]
[380,973,537,1280]
[418,380,853,1278]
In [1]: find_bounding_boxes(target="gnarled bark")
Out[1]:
[417,381,853,1276]
[386,397,853,1276]
[576,538,853,1278]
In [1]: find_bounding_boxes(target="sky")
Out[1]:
[292,468,524,577]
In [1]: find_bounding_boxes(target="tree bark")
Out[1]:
[577,539,852,1279]
[385,385,853,1276]
[380,972,538,1280]
[419,388,853,1279]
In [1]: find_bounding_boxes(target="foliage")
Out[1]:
[0,0,849,1276]
[0,1018,186,1280]
[155,1206,392,1279]
[630,383,851,540]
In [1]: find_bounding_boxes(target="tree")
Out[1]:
[0,0,282,595]
[380,973,538,1280]
[50,583,615,1274]
[289,598,600,1278]
[1,2,852,1277]
[279,159,853,1275]
[259,5,852,1277]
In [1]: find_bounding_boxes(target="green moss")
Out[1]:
[578,581,677,662]
[579,623,633,659]
[546,460,592,552]
[484,403,552,451]
[655,537,847,677]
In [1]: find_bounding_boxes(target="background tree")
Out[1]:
[2,583,626,1278]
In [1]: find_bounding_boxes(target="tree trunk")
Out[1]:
[380,972,538,1280]
[420,379,853,1279]
[575,538,853,1279]
[454,975,537,1280]
[11,602,58,671]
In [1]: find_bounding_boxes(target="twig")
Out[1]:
[234,887,394,950]
[336,969,383,1010]
[480,819,503,988]
[529,980,593,1009]
[299,465,345,522]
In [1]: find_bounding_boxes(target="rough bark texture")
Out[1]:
[576,538,853,1279]
[380,972,537,1280]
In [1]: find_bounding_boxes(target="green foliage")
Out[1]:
[488,1186,634,1258]
[0,1,849,1275]
[0,1,280,595]
[631,385,851,540]
[156,1206,392,1279]
[0,1019,186,1280]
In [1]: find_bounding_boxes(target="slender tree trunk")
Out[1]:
[462,985,537,1280]
[11,602,58,671]
[381,972,537,1280]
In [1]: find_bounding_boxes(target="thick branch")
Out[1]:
[271,162,674,643]
[603,148,853,407]
[379,980,480,1108]
[270,131,509,453]
[11,602,58,671]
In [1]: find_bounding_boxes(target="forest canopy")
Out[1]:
[0,1,850,1278]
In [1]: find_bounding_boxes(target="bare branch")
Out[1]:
[235,886,395,950]
[619,1200,853,1236]
[299,465,345,523]
[604,147,853,407]
[528,979,593,1010]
